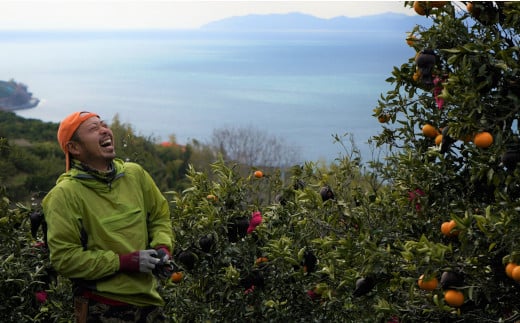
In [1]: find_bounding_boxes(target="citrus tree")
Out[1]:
[161,150,404,322]
[0,187,73,322]
[371,1,520,320]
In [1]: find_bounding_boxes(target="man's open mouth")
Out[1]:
[100,138,112,147]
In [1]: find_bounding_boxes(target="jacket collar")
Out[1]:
[70,159,117,183]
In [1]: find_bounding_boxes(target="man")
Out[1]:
[42,111,174,322]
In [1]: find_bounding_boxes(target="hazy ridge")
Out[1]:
[202,12,432,32]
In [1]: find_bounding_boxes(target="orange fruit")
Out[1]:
[171,271,183,283]
[413,1,428,15]
[505,262,517,279]
[473,131,493,148]
[435,134,443,146]
[254,170,263,178]
[512,266,520,282]
[467,2,480,16]
[418,274,438,291]
[441,220,459,237]
[378,114,390,123]
[444,289,464,307]
[413,70,421,82]
[406,36,418,46]
[422,124,439,138]
[255,257,268,265]
[206,194,218,201]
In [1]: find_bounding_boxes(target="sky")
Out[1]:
[0,1,414,30]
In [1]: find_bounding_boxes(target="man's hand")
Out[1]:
[152,247,174,279]
[138,249,160,272]
[154,248,170,265]
[119,249,161,273]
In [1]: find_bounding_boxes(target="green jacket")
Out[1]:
[42,158,173,307]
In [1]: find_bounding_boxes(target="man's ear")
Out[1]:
[66,141,81,155]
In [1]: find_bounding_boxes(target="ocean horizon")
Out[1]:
[1,28,414,163]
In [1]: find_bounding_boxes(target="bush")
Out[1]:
[0,188,73,322]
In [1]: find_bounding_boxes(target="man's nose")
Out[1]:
[100,126,110,134]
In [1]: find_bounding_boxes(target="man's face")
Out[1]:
[71,116,116,170]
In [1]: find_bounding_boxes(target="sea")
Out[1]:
[0,29,414,164]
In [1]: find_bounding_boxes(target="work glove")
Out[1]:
[119,249,160,273]
[152,247,174,279]
[154,247,170,264]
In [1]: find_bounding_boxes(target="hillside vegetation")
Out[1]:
[0,111,202,202]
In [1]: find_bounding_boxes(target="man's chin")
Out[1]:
[103,153,116,161]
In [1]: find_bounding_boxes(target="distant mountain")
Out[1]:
[201,12,432,32]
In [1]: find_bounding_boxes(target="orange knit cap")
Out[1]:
[57,111,99,171]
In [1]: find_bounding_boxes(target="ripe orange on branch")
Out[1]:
[406,35,418,47]
[512,266,520,282]
[441,220,459,237]
[255,257,268,266]
[422,124,439,138]
[413,1,429,15]
[413,1,446,16]
[466,2,480,16]
[444,289,464,307]
[466,2,473,12]
[473,131,493,148]
[171,271,183,283]
[435,134,443,146]
[505,262,517,279]
[418,274,438,291]
[378,114,390,123]
[413,70,421,82]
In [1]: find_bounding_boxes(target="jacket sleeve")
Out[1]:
[42,187,120,280]
[140,167,174,253]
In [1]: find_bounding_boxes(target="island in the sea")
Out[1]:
[0,80,39,111]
